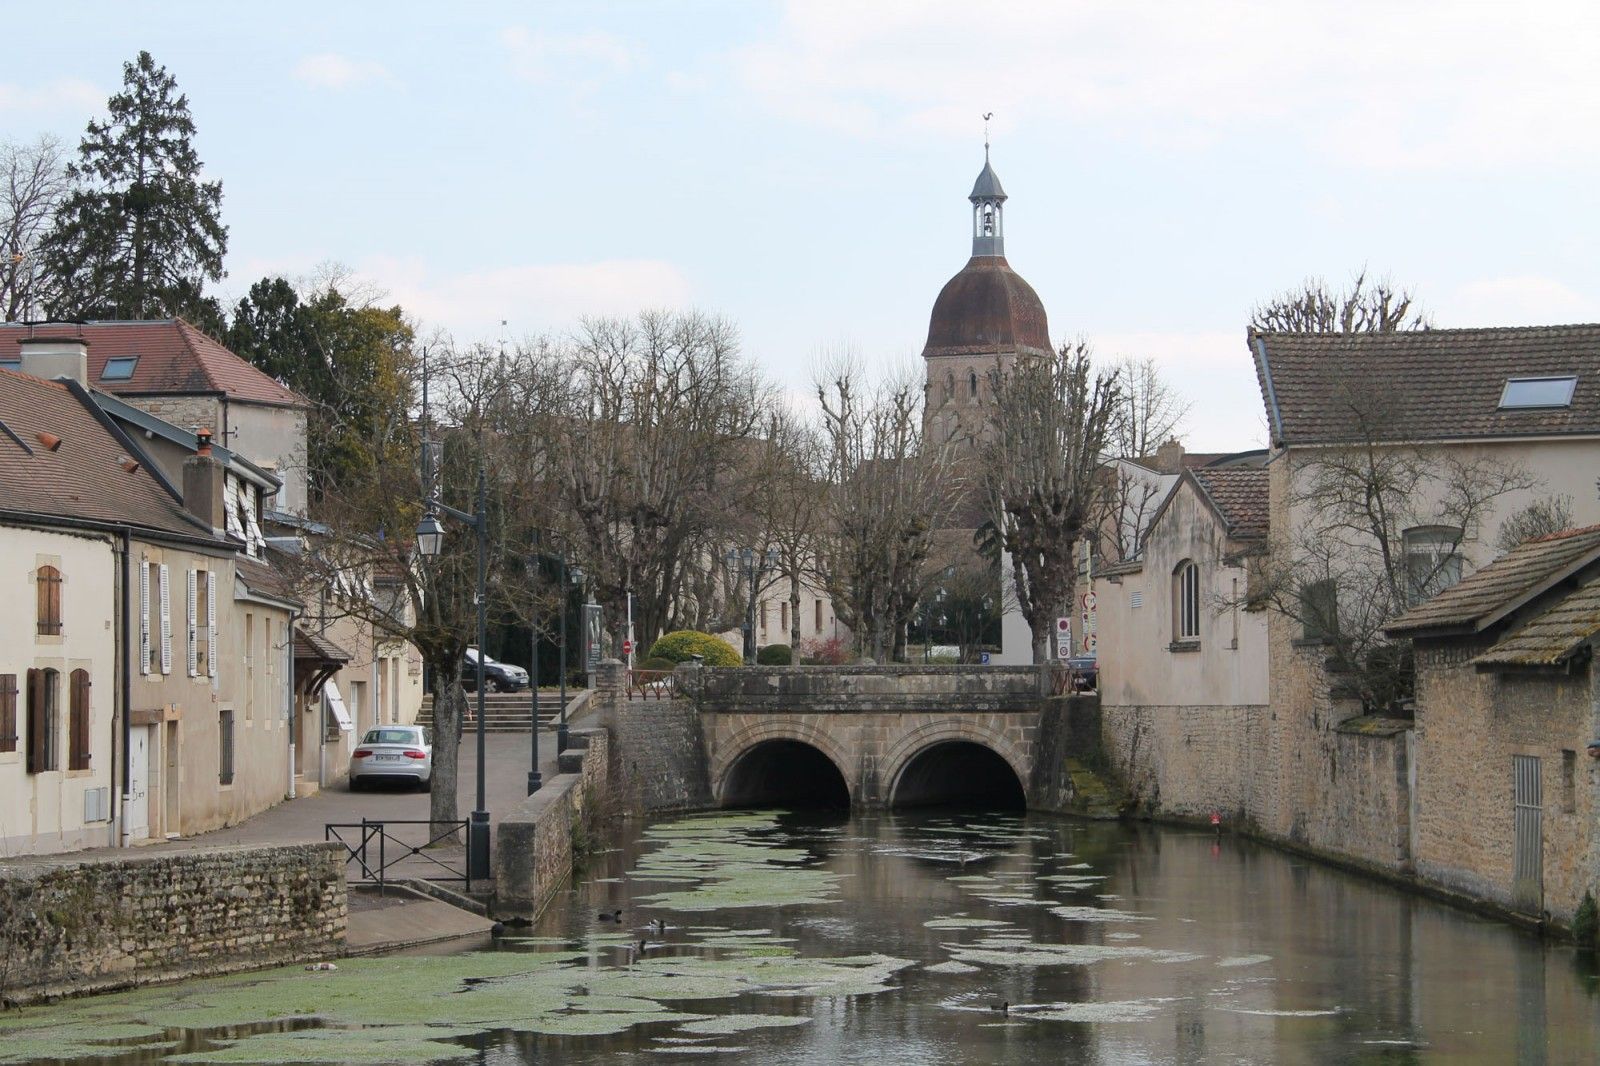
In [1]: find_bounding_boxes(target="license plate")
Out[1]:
[375,754,401,761]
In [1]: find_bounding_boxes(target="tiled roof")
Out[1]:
[0,319,306,408]
[1191,467,1269,538]
[294,627,351,665]
[1252,325,1600,445]
[1472,578,1600,667]
[0,368,210,540]
[235,555,301,607]
[1387,525,1600,635]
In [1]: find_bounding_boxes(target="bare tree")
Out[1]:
[1251,268,1430,334]
[1248,381,1537,711]
[542,311,773,653]
[978,341,1122,662]
[1098,355,1191,561]
[748,407,830,651]
[815,359,959,661]
[0,136,68,321]
[1496,495,1574,552]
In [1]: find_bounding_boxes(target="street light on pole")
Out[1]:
[727,546,778,665]
[525,536,543,796]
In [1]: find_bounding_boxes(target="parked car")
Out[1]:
[1065,655,1098,692]
[460,648,529,692]
[348,725,432,791]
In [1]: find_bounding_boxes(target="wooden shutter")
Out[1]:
[26,669,45,773]
[139,563,151,676]
[207,574,218,678]
[186,570,199,677]
[0,674,16,753]
[69,669,90,770]
[36,565,62,635]
[159,564,172,674]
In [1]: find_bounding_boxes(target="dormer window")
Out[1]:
[101,356,139,381]
[1499,376,1576,409]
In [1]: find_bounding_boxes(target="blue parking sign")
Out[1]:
[980,652,990,665]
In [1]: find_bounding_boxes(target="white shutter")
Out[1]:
[186,569,199,677]
[159,564,172,675]
[223,476,243,539]
[139,562,151,676]
[243,484,265,556]
[207,575,218,678]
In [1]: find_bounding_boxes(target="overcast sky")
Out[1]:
[8,2,1600,451]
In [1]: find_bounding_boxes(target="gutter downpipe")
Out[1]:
[118,527,133,848]
[287,608,298,800]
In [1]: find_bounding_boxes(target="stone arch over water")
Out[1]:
[715,719,854,809]
[881,721,1029,809]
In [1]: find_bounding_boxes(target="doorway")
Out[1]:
[164,720,180,838]
[1512,754,1542,913]
[125,725,150,841]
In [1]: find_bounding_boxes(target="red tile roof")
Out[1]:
[1191,467,1269,538]
[1252,325,1600,445]
[0,368,212,540]
[0,319,307,408]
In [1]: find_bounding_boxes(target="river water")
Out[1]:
[5,810,1599,1064]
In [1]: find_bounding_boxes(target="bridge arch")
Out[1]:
[881,720,1029,809]
[713,718,855,809]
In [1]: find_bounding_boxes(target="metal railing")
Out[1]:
[325,818,471,893]
[626,668,676,701]
[1048,662,1098,696]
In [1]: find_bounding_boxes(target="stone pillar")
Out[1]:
[593,658,625,731]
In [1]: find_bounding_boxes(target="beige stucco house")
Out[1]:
[1,347,299,853]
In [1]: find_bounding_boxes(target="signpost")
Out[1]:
[1055,615,1072,659]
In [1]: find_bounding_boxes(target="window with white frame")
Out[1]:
[1174,560,1200,642]
[1403,526,1464,605]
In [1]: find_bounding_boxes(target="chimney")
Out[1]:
[183,428,226,534]
[17,336,89,383]
[1152,438,1186,474]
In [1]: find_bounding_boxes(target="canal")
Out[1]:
[4,810,1598,1063]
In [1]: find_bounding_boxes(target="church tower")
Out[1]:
[921,149,1052,447]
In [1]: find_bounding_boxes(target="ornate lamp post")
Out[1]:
[727,547,778,664]
[525,538,543,796]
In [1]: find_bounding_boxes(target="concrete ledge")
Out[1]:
[494,728,609,920]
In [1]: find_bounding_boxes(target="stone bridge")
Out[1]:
[661,664,1085,811]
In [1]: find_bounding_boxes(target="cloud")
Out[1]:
[732,2,1600,170]
[500,27,635,85]
[354,256,694,339]
[1440,276,1600,327]
[292,53,390,90]
[0,78,102,117]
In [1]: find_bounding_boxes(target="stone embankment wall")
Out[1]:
[0,842,345,1006]
[494,727,611,919]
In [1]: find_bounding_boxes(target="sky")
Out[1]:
[7,2,1600,451]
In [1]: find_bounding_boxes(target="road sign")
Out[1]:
[979,651,991,665]
[1056,640,1072,661]
[1056,616,1071,634]
[622,639,634,655]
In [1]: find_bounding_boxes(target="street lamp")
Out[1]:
[559,565,585,752]
[525,539,543,796]
[727,547,778,664]
[413,465,491,883]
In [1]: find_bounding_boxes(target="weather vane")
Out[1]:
[983,112,993,153]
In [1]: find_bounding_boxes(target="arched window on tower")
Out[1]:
[969,370,979,399]
[944,371,955,403]
[981,204,995,236]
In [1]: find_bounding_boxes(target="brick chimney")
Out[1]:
[183,427,226,534]
[17,336,89,383]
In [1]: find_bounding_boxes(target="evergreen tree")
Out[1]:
[41,51,227,321]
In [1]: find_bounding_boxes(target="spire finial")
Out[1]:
[983,112,993,158]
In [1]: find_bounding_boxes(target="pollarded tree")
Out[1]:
[41,51,228,322]
[1251,268,1430,334]
[978,341,1122,663]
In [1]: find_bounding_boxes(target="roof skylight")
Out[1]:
[101,356,139,381]
[1499,376,1576,409]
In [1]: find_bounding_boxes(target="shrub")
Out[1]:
[646,630,742,668]
[1576,890,1599,949]
[639,656,677,673]
[756,643,793,665]
[799,635,851,666]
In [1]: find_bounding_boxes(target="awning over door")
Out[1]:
[324,681,354,733]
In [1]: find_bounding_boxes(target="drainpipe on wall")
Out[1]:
[118,527,133,848]
[287,608,298,800]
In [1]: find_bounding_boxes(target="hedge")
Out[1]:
[646,630,742,668]
[756,643,793,665]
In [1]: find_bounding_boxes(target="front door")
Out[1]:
[164,720,180,838]
[1512,754,1542,913]
[125,725,150,841]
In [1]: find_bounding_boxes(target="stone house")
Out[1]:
[0,346,298,853]
[1093,464,1272,818]
[1,319,311,515]
[1388,525,1600,924]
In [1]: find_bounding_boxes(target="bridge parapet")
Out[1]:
[676,664,1048,714]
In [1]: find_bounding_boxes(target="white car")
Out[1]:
[349,725,433,791]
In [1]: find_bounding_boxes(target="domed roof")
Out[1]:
[922,256,1051,360]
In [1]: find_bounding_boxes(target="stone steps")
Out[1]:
[416,693,572,732]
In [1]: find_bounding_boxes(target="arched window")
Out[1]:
[969,370,979,399]
[1174,560,1200,642]
[944,371,956,403]
[37,564,61,635]
[1403,525,1464,605]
